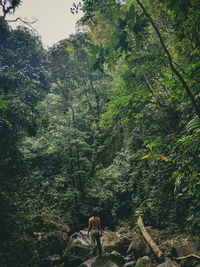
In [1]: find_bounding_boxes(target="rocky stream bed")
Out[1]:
[1,214,200,267]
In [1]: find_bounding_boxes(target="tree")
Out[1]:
[0,19,49,241]
[71,0,200,230]
[18,33,113,222]
[0,0,21,18]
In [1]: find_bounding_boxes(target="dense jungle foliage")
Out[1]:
[0,0,200,263]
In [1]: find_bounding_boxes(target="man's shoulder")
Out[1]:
[89,216,100,221]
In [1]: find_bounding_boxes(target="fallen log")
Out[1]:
[138,216,163,259]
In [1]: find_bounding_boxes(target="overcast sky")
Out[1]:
[4,0,83,47]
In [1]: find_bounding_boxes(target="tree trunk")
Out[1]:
[75,147,85,197]
[143,73,176,136]
[136,0,200,120]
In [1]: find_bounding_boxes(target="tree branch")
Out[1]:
[175,254,200,260]
[172,59,200,85]
[6,17,38,31]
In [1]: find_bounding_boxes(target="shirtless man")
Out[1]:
[87,210,103,255]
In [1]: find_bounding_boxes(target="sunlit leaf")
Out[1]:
[141,153,151,159]
[157,154,169,162]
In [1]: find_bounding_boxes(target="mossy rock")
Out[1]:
[160,234,200,258]
[127,232,152,258]
[101,230,119,243]
[103,236,131,255]
[64,243,94,264]
[116,224,131,235]
[31,214,71,233]
[136,256,154,267]
[171,235,200,257]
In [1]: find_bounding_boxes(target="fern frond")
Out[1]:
[186,116,200,133]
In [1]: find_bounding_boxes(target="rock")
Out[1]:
[101,231,119,243]
[48,253,60,261]
[136,256,153,267]
[30,214,71,258]
[156,259,180,267]
[103,236,131,255]
[171,237,200,257]
[179,257,200,267]
[116,225,131,235]
[48,253,61,264]
[127,232,152,258]
[160,234,200,258]
[32,214,71,233]
[63,243,93,266]
[78,254,121,267]
[65,255,84,267]
[123,261,136,267]
[70,229,91,246]
[124,255,135,262]
[159,241,173,257]
[159,235,200,267]
[111,251,122,256]
[109,250,125,266]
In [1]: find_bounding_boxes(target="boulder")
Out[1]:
[160,234,200,258]
[32,214,71,233]
[156,259,180,267]
[178,257,200,267]
[109,251,125,266]
[70,229,91,246]
[30,214,71,256]
[103,236,132,255]
[135,256,153,267]
[63,243,93,266]
[116,225,131,235]
[123,261,136,267]
[127,232,152,258]
[124,255,135,262]
[101,230,119,243]
[170,237,200,257]
[159,241,173,258]
[48,253,61,265]
[78,254,122,267]
[65,255,85,267]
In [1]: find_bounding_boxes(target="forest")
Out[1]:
[0,0,200,266]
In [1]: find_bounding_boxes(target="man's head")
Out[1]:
[91,208,98,217]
